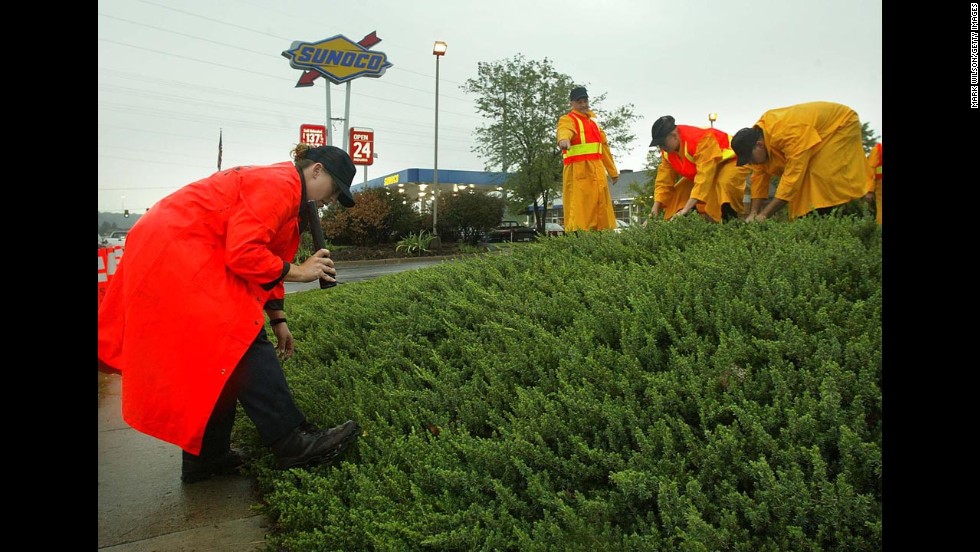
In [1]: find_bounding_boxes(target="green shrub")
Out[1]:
[294,228,335,262]
[323,187,424,246]
[395,231,435,256]
[459,242,490,255]
[243,215,881,551]
[435,190,507,244]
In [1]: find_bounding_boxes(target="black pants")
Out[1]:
[191,327,306,459]
[721,203,739,222]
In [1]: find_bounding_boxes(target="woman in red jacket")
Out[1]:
[98,144,361,483]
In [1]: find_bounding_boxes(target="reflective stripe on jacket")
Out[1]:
[562,111,604,165]
[663,126,736,181]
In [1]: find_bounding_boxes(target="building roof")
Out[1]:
[608,170,652,200]
[349,167,653,212]
[351,168,513,193]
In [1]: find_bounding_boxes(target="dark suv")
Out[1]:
[486,220,538,243]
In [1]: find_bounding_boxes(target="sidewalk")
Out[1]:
[98,372,268,551]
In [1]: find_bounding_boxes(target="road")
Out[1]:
[284,256,457,293]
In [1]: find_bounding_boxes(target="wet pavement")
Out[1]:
[98,256,455,551]
[284,255,468,293]
[98,373,269,551]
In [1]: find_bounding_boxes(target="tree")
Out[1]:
[322,187,422,246]
[437,190,506,245]
[463,54,639,232]
[100,221,119,235]
[628,149,663,219]
[378,187,424,241]
[500,151,563,224]
[860,121,881,155]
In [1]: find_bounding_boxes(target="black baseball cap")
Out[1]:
[569,86,588,101]
[305,145,356,207]
[731,127,763,166]
[649,115,676,147]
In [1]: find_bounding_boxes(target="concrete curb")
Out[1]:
[334,250,505,268]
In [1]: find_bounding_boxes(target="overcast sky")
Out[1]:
[98,0,882,213]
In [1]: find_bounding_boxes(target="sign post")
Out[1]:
[282,32,391,153]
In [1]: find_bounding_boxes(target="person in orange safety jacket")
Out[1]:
[731,101,868,222]
[98,144,362,483]
[646,115,749,224]
[864,142,882,224]
[557,86,620,232]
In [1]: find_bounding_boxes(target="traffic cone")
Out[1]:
[106,246,119,280]
[98,248,110,306]
[110,246,123,276]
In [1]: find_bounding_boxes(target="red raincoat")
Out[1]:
[98,162,303,455]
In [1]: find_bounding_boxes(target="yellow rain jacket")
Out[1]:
[747,101,867,219]
[866,142,882,224]
[557,109,618,231]
[654,125,749,222]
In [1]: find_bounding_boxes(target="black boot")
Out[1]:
[271,420,360,469]
[181,449,246,484]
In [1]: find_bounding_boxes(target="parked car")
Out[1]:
[104,230,129,247]
[486,220,538,243]
[544,222,565,237]
[614,219,631,233]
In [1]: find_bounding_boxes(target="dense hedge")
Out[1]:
[238,215,882,551]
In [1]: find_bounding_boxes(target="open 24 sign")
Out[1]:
[349,128,374,166]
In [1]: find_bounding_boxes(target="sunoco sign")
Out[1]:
[282,35,393,84]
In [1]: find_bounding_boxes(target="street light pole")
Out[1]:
[708,112,718,129]
[432,40,447,239]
